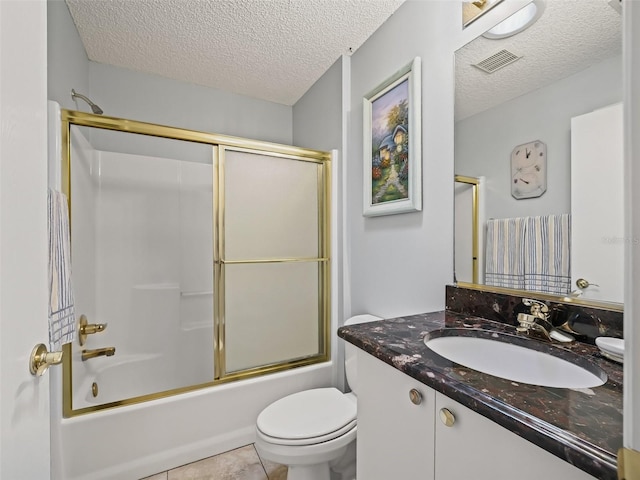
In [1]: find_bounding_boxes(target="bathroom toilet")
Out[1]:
[255,314,381,480]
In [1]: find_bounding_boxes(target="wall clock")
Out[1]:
[511,140,547,199]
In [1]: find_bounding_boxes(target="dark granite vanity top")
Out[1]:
[338,311,622,480]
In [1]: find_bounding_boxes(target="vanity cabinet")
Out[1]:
[435,393,595,480]
[357,351,596,480]
[357,350,436,479]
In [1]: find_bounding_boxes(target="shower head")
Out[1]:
[70,89,104,115]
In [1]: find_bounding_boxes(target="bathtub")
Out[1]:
[51,361,334,480]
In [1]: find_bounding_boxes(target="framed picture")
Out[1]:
[363,57,421,217]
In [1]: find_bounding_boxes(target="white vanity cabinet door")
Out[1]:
[434,392,596,480]
[357,351,436,480]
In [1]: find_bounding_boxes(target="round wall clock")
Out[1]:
[511,140,547,199]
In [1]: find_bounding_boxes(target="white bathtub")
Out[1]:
[51,361,334,480]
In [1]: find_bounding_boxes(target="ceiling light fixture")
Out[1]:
[482,0,546,40]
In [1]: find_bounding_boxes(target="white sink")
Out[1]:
[424,333,606,389]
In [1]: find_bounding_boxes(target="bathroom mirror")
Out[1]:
[454,0,623,307]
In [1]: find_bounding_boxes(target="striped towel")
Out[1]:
[484,214,571,295]
[523,214,571,295]
[484,217,526,290]
[48,189,76,350]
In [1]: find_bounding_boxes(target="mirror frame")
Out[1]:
[462,0,506,28]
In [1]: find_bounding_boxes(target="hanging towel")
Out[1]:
[484,217,526,290]
[48,189,76,350]
[523,214,571,295]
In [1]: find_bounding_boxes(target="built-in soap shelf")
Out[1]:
[132,284,212,298]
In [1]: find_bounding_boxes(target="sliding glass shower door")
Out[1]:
[61,110,330,416]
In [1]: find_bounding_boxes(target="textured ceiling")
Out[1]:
[65,0,405,106]
[456,0,622,121]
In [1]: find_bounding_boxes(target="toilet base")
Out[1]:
[329,441,356,480]
[287,462,331,480]
[255,427,356,480]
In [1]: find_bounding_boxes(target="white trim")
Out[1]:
[623,0,639,451]
[0,1,51,478]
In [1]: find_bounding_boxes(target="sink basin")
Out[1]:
[424,331,607,389]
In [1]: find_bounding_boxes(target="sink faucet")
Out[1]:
[81,346,116,361]
[516,299,573,343]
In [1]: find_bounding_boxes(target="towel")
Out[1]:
[484,217,526,290]
[48,189,76,350]
[484,214,571,295]
[523,214,571,295]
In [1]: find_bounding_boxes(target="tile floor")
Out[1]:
[141,444,287,480]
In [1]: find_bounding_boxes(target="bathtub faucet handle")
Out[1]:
[81,346,116,361]
[78,314,108,346]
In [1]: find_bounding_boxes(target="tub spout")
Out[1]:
[81,347,116,361]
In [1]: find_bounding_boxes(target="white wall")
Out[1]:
[348,1,460,318]
[293,57,342,151]
[47,0,89,110]
[456,54,623,220]
[88,62,293,145]
[292,55,346,387]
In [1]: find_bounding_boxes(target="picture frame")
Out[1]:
[363,57,421,217]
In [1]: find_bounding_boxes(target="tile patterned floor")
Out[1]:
[140,444,287,480]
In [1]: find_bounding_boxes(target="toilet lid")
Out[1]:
[257,387,357,441]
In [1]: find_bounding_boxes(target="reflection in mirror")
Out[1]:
[454,0,623,305]
[454,175,482,284]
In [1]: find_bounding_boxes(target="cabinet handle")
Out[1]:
[439,408,456,427]
[409,388,422,405]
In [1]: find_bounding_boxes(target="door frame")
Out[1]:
[0,0,51,478]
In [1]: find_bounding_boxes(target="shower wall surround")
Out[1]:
[70,126,214,409]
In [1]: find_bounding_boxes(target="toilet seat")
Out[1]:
[257,420,357,446]
[257,387,357,446]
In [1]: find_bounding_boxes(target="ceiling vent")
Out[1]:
[472,49,522,74]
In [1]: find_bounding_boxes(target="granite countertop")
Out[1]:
[337,311,623,480]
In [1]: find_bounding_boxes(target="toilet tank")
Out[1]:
[343,314,381,395]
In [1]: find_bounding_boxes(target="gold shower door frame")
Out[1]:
[60,109,332,417]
